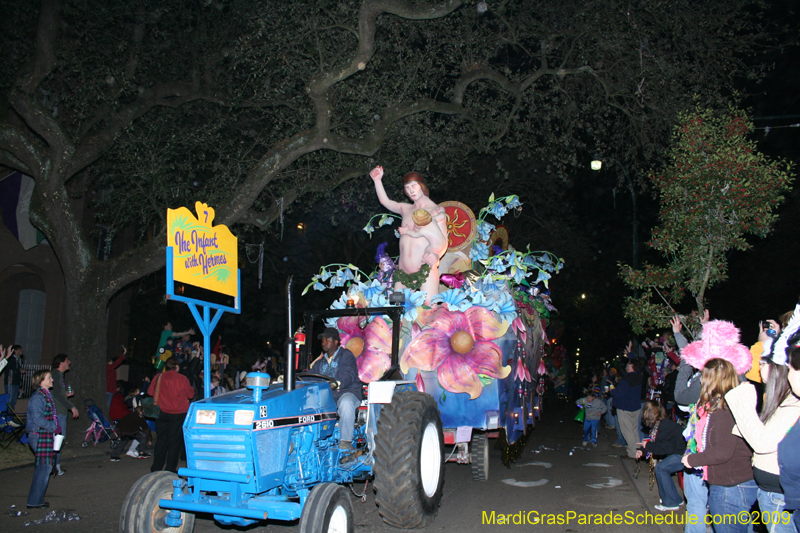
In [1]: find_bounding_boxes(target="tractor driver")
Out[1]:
[310,328,361,458]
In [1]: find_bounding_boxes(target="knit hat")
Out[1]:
[681,320,752,375]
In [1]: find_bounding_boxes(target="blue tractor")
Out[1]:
[120,303,445,533]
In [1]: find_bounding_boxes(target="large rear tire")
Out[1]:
[124,471,195,533]
[470,433,489,482]
[373,391,444,528]
[299,483,353,533]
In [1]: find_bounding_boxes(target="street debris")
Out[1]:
[501,478,549,488]
[23,510,81,526]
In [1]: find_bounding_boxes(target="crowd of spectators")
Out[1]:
[574,301,800,532]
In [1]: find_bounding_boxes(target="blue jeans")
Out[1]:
[708,479,758,533]
[604,397,615,426]
[26,435,52,506]
[7,384,20,410]
[638,401,648,441]
[337,393,360,443]
[655,454,685,507]
[583,419,600,444]
[757,489,798,533]
[685,471,708,533]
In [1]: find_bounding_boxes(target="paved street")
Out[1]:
[0,402,685,533]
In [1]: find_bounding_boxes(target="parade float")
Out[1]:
[303,190,563,479]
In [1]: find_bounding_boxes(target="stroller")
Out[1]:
[82,399,120,448]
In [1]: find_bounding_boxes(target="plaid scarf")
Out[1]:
[33,387,57,466]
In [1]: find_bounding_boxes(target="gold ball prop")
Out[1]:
[450,330,474,354]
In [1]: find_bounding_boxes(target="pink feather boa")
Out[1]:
[681,320,752,375]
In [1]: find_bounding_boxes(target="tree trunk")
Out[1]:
[62,271,109,442]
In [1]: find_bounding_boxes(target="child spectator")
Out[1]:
[637,400,687,512]
[124,387,142,410]
[578,387,607,446]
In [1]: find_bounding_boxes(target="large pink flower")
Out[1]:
[337,316,392,382]
[400,306,511,399]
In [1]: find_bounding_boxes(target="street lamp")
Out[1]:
[591,158,639,270]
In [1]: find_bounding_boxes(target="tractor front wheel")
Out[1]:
[373,391,444,528]
[121,471,195,533]
[299,483,353,533]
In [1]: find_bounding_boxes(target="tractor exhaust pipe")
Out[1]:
[285,276,295,392]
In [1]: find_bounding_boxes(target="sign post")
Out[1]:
[166,202,240,398]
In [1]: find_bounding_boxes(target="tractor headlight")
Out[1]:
[234,410,254,426]
[196,410,217,425]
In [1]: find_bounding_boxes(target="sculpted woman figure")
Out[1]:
[369,166,448,304]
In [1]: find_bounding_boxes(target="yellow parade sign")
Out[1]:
[167,202,238,298]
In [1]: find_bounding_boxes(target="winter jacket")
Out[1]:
[610,371,642,412]
[686,407,753,487]
[578,397,608,420]
[641,418,686,457]
[148,370,195,414]
[310,347,361,401]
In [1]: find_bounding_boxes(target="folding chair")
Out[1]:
[0,393,27,448]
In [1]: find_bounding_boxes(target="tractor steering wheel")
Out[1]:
[296,372,339,390]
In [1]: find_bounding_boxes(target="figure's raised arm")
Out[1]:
[370,166,406,214]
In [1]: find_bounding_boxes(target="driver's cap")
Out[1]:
[317,327,340,341]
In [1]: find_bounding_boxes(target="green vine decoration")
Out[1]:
[392,263,431,291]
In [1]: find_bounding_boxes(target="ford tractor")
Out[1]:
[120,286,445,533]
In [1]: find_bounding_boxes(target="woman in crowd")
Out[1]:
[636,400,687,512]
[149,356,194,474]
[25,369,59,509]
[726,318,800,533]
[682,358,755,533]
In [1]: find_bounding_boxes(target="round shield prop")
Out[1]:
[439,201,477,253]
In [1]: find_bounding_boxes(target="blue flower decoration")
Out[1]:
[484,253,508,273]
[487,201,507,219]
[469,242,489,262]
[361,278,385,301]
[536,270,552,285]
[370,291,389,308]
[480,274,505,294]
[329,270,347,288]
[330,292,349,310]
[313,281,326,291]
[492,292,518,324]
[319,269,332,281]
[400,288,426,322]
[363,223,375,235]
[378,214,395,228]
[469,291,496,309]
[476,221,495,241]
[505,195,522,210]
[509,265,526,285]
[431,289,473,312]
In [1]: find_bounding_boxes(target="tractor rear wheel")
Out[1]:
[299,483,353,533]
[374,391,444,528]
[470,433,489,481]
